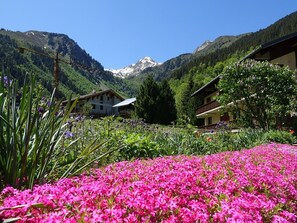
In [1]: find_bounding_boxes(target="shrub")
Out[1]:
[120,133,164,160]
[263,130,297,144]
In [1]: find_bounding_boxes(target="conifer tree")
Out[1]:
[135,75,160,123]
[157,79,177,124]
[135,75,177,124]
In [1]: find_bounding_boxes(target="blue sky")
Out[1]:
[0,1,296,69]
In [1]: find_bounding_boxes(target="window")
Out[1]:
[206,97,211,103]
[107,96,110,101]
[100,95,103,101]
[92,104,96,109]
[100,105,103,110]
[207,117,212,125]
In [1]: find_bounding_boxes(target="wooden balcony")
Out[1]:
[196,100,220,115]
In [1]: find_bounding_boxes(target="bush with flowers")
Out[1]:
[0,143,296,222]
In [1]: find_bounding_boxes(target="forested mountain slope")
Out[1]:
[129,11,297,84]
[0,30,134,98]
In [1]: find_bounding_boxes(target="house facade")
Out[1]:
[64,89,125,117]
[192,32,297,129]
[191,76,236,129]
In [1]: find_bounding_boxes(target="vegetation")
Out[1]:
[1,82,296,190]
[0,74,67,189]
[0,74,125,190]
[0,30,134,99]
[0,75,296,221]
[174,74,201,125]
[1,11,297,221]
[169,11,297,82]
[1,144,297,222]
[135,75,176,124]
[217,60,297,130]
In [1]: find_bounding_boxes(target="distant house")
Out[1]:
[113,97,136,118]
[63,89,125,117]
[192,32,297,129]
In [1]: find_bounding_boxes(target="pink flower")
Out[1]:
[0,143,296,222]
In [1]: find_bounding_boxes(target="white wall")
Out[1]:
[76,92,122,116]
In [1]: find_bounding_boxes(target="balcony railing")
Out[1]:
[196,100,220,115]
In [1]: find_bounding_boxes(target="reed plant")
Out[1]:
[0,74,75,189]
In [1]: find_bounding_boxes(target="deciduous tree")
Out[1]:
[217,59,297,129]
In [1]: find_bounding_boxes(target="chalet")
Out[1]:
[63,89,125,117]
[191,76,236,129]
[192,32,297,129]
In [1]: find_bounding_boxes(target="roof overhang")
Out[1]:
[241,31,297,62]
[112,97,136,108]
[191,75,221,97]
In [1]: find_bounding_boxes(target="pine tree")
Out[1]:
[135,75,160,123]
[157,79,177,124]
[135,75,177,124]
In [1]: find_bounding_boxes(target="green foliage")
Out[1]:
[0,73,126,190]
[0,74,74,189]
[263,130,296,144]
[170,11,297,82]
[218,60,297,130]
[135,76,177,124]
[135,75,159,123]
[157,80,177,124]
[0,30,135,99]
[119,133,163,160]
[175,74,201,125]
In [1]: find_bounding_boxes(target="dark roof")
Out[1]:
[191,32,297,98]
[191,75,221,97]
[241,31,297,61]
[63,89,125,104]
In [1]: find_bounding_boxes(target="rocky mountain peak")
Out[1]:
[193,40,213,53]
[107,57,161,78]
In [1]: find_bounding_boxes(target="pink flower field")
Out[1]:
[1,143,297,223]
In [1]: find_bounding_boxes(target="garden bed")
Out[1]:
[1,143,297,222]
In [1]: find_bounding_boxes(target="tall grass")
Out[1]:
[0,74,75,189]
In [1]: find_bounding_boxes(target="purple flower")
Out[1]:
[2,76,12,87]
[64,131,74,138]
[38,106,45,114]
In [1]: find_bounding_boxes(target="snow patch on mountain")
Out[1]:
[107,57,161,78]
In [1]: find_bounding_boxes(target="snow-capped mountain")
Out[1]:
[107,57,161,78]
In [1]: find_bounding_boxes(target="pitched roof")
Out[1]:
[112,98,136,107]
[241,31,297,61]
[191,75,221,97]
[63,89,125,103]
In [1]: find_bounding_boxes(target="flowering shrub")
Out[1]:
[1,143,296,222]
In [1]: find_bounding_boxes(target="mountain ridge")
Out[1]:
[107,56,161,78]
[131,11,297,82]
[0,29,134,98]
[0,11,296,98]
[129,34,244,82]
